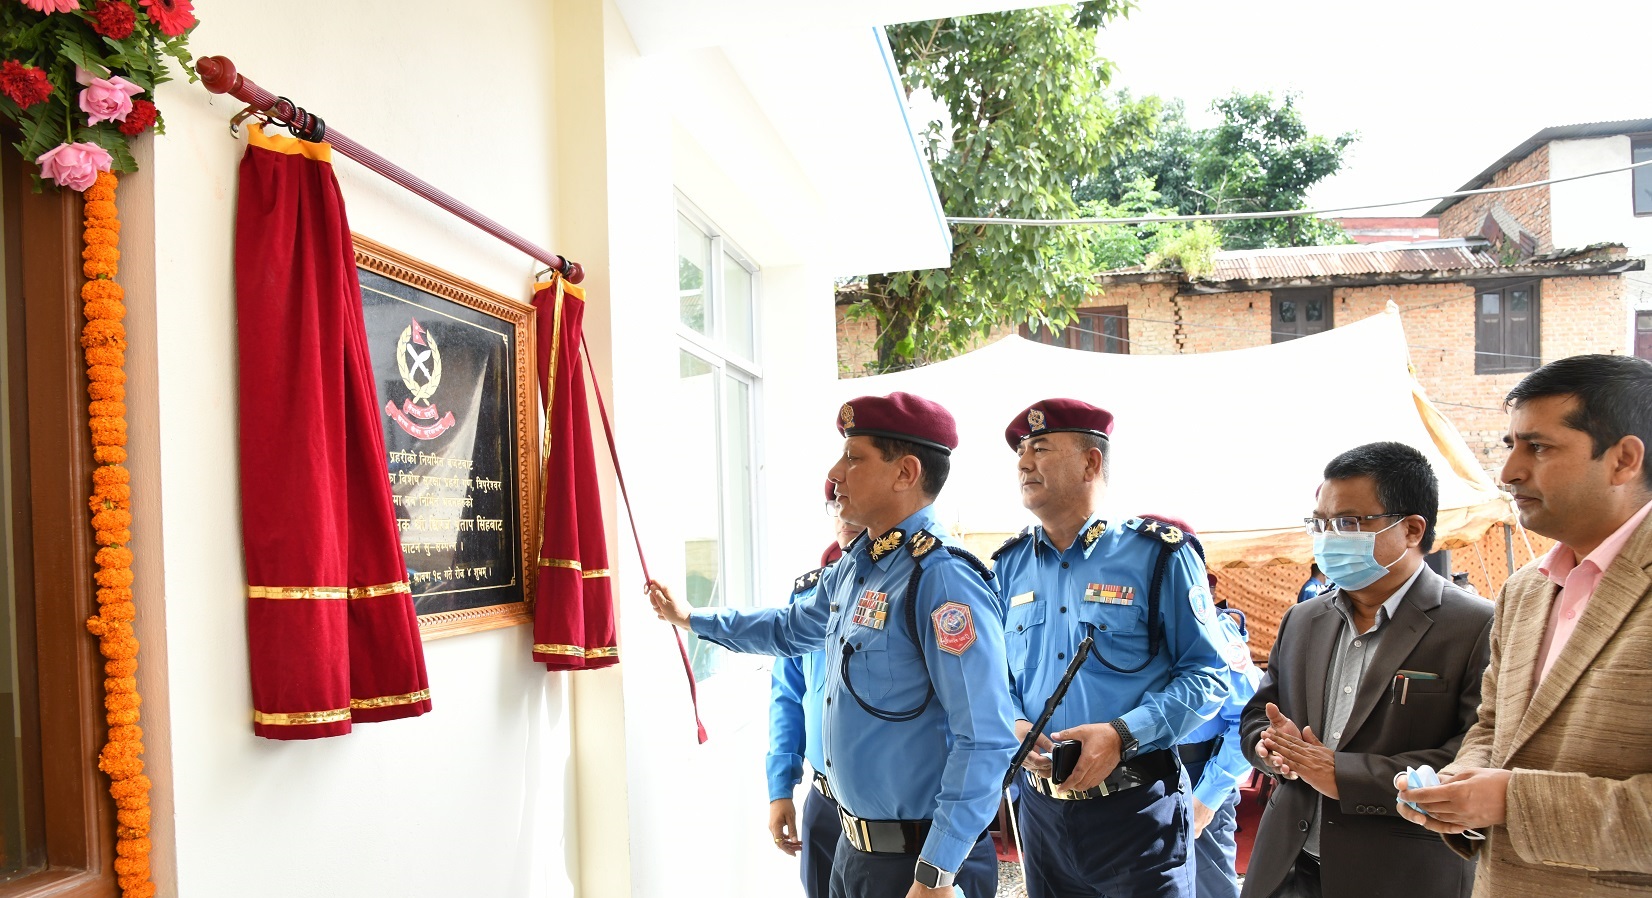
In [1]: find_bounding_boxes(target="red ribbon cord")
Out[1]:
[581,334,708,744]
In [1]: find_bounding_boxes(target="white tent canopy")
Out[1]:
[828,305,1512,567]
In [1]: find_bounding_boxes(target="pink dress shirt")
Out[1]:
[1533,498,1652,685]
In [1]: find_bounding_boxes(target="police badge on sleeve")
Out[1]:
[931,602,976,655]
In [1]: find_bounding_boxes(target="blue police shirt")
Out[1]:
[693,505,1017,874]
[994,515,1229,754]
[766,566,830,802]
[1180,606,1262,809]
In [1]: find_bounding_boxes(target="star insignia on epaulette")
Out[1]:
[1081,519,1107,550]
[869,528,905,562]
[909,530,939,559]
[992,527,1033,561]
[792,567,823,595]
[1144,520,1160,533]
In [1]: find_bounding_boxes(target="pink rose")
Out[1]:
[76,67,144,125]
[37,142,113,192]
[17,0,82,12]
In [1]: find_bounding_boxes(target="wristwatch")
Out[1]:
[915,860,956,889]
[1109,718,1140,762]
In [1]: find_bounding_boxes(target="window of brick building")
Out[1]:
[1475,281,1540,374]
[1021,306,1129,354]
[1271,288,1333,342]
[1634,136,1652,217]
[1635,311,1652,361]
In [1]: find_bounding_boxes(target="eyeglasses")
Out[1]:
[1302,513,1409,535]
[825,500,842,515]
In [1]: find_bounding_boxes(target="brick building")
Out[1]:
[839,238,1644,477]
[1430,117,1652,354]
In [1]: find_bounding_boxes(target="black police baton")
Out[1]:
[1002,635,1094,790]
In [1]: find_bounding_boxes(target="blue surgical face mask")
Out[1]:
[1313,518,1404,591]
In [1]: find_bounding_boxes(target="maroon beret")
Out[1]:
[821,541,844,567]
[837,392,958,455]
[1004,398,1115,449]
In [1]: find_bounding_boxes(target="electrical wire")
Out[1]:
[946,158,1652,226]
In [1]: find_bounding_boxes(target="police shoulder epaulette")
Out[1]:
[1125,516,1187,548]
[991,527,1034,561]
[908,529,941,560]
[791,566,826,596]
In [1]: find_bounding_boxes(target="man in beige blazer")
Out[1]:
[1398,353,1652,895]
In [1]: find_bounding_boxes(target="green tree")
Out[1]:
[847,3,1153,369]
[1080,91,1357,251]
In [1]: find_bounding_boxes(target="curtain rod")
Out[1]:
[197,55,584,284]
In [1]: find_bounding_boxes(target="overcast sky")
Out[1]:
[1094,0,1652,218]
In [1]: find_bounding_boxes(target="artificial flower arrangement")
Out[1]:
[0,0,197,190]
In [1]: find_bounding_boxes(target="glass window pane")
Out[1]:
[675,350,723,679]
[1509,289,1530,317]
[723,255,755,359]
[1278,301,1296,323]
[1306,299,1324,322]
[1638,311,1652,332]
[1481,293,1501,316]
[678,216,712,336]
[722,377,755,615]
[1634,138,1652,216]
[1077,315,1096,352]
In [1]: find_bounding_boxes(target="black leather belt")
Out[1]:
[1026,748,1180,801]
[837,806,931,855]
[1177,737,1217,769]
[812,772,835,801]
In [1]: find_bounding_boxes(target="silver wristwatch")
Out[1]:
[915,859,956,888]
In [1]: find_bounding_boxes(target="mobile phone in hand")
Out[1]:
[1050,739,1080,784]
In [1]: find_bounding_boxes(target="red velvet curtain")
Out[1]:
[235,127,432,739]
[530,276,618,670]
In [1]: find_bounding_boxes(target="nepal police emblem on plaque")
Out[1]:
[931,601,976,655]
[385,317,458,440]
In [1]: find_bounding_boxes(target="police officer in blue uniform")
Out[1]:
[993,399,1230,898]
[1171,563,1262,898]
[649,392,1017,898]
[766,479,863,898]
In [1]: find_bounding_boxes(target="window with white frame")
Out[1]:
[674,207,761,681]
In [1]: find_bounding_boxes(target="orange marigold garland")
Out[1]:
[78,170,155,898]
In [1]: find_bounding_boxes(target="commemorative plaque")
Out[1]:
[353,235,538,639]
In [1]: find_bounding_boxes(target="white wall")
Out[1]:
[141,1,931,895]
[149,1,580,895]
[1547,136,1652,346]
[593,8,844,898]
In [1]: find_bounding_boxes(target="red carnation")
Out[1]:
[118,97,156,136]
[137,0,194,36]
[0,60,53,110]
[93,0,137,39]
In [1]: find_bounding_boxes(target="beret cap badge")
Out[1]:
[1028,408,1046,431]
[839,403,855,429]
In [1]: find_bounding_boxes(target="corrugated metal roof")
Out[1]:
[1427,117,1652,216]
[1206,239,1501,281]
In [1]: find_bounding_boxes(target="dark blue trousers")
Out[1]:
[801,787,841,898]
[1183,757,1240,898]
[828,827,997,898]
[1018,769,1193,898]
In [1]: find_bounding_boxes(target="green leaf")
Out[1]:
[18,100,67,163]
[57,28,111,78]
[74,123,137,173]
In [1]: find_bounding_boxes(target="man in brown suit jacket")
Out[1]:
[1241,442,1493,898]
[1398,354,1652,896]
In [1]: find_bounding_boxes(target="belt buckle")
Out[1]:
[837,808,866,852]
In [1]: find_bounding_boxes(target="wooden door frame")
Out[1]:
[1,140,118,898]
